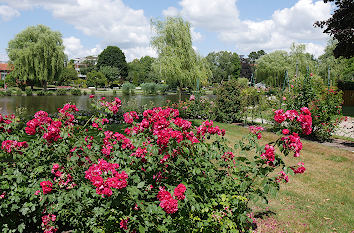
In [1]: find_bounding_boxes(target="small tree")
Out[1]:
[87,71,107,89]
[7,25,65,90]
[60,67,78,85]
[97,46,128,79]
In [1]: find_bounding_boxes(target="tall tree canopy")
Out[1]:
[314,0,354,58]
[7,24,65,88]
[97,46,128,78]
[151,17,211,92]
[206,51,241,84]
[99,66,121,84]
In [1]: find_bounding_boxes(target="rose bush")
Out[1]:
[0,97,309,232]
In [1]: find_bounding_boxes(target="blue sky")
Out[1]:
[0,0,332,62]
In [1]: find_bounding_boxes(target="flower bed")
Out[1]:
[0,96,310,232]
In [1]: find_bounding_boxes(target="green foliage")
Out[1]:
[215,79,244,123]
[90,89,95,95]
[36,90,45,96]
[86,71,107,88]
[237,78,249,88]
[5,89,12,96]
[25,87,33,96]
[16,89,22,96]
[206,51,241,83]
[99,66,120,84]
[282,74,343,141]
[60,67,78,84]
[141,83,158,95]
[157,84,169,94]
[248,50,266,63]
[97,46,128,79]
[151,17,211,91]
[56,89,67,96]
[128,56,156,86]
[113,90,117,95]
[7,25,65,87]
[122,82,135,95]
[256,43,316,87]
[337,79,354,90]
[70,89,82,96]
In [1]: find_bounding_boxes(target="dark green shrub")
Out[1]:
[36,90,46,96]
[141,83,158,95]
[215,79,244,123]
[122,82,135,95]
[5,89,12,96]
[25,87,33,96]
[113,90,117,95]
[16,89,22,96]
[90,89,95,95]
[158,84,169,94]
[83,90,87,95]
[56,89,67,96]
[71,89,82,96]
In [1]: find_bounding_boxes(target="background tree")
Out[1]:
[59,67,78,84]
[86,70,107,88]
[7,24,65,90]
[314,0,354,58]
[151,17,211,98]
[97,46,128,79]
[206,51,241,84]
[248,50,266,63]
[99,66,120,85]
[127,56,156,85]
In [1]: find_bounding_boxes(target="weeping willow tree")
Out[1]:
[255,43,317,88]
[151,17,211,99]
[7,25,65,89]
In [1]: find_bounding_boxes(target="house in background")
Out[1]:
[0,63,13,80]
[73,56,98,79]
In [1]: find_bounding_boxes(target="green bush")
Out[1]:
[83,90,88,95]
[71,89,82,96]
[90,89,95,95]
[0,91,5,96]
[112,90,117,95]
[122,82,135,95]
[141,83,158,95]
[5,89,12,96]
[158,84,169,94]
[36,90,45,96]
[56,89,67,96]
[280,74,343,141]
[16,89,22,96]
[237,77,249,88]
[25,87,33,96]
[215,79,244,123]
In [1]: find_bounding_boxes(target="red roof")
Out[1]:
[0,63,13,71]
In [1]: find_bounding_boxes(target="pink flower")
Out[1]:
[282,96,286,101]
[160,198,178,214]
[40,181,53,194]
[34,190,41,195]
[89,94,94,98]
[274,109,286,123]
[282,129,290,135]
[174,184,186,200]
[120,218,129,230]
[261,144,275,163]
[189,95,195,101]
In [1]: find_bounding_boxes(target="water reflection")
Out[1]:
[0,94,190,116]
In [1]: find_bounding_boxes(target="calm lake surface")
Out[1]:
[0,94,192,116]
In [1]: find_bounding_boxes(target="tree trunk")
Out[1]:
[43,80,47,91]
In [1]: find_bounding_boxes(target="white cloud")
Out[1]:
[191,27,202,42]
[122,46,157,62]
[63,36,101,58]
[163,6,179,17]
[0,0,152,60]
[0,5,20,21]
[173,0,331,56]
[304,43,325,58]
[180,0,240,31]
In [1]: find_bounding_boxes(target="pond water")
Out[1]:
[0,94,191,116]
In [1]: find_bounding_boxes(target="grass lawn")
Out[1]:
[205,121,353,233]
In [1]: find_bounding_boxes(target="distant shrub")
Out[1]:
[56,89,67,96]
[141,83,158,95]
[0,91,5,96]
[25,87,33,96]
[215,79,244,123]
[122,82,135,95]
[5,89,12,96]
[158,84,169,94]
[83,90,88,95]
[45,91,54,96]
[90,89,95,95]
[113,90,117,95]
[36,90,45,96]
[71,89,82,96]
[16,89,22,96]
[237,77,249,88]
